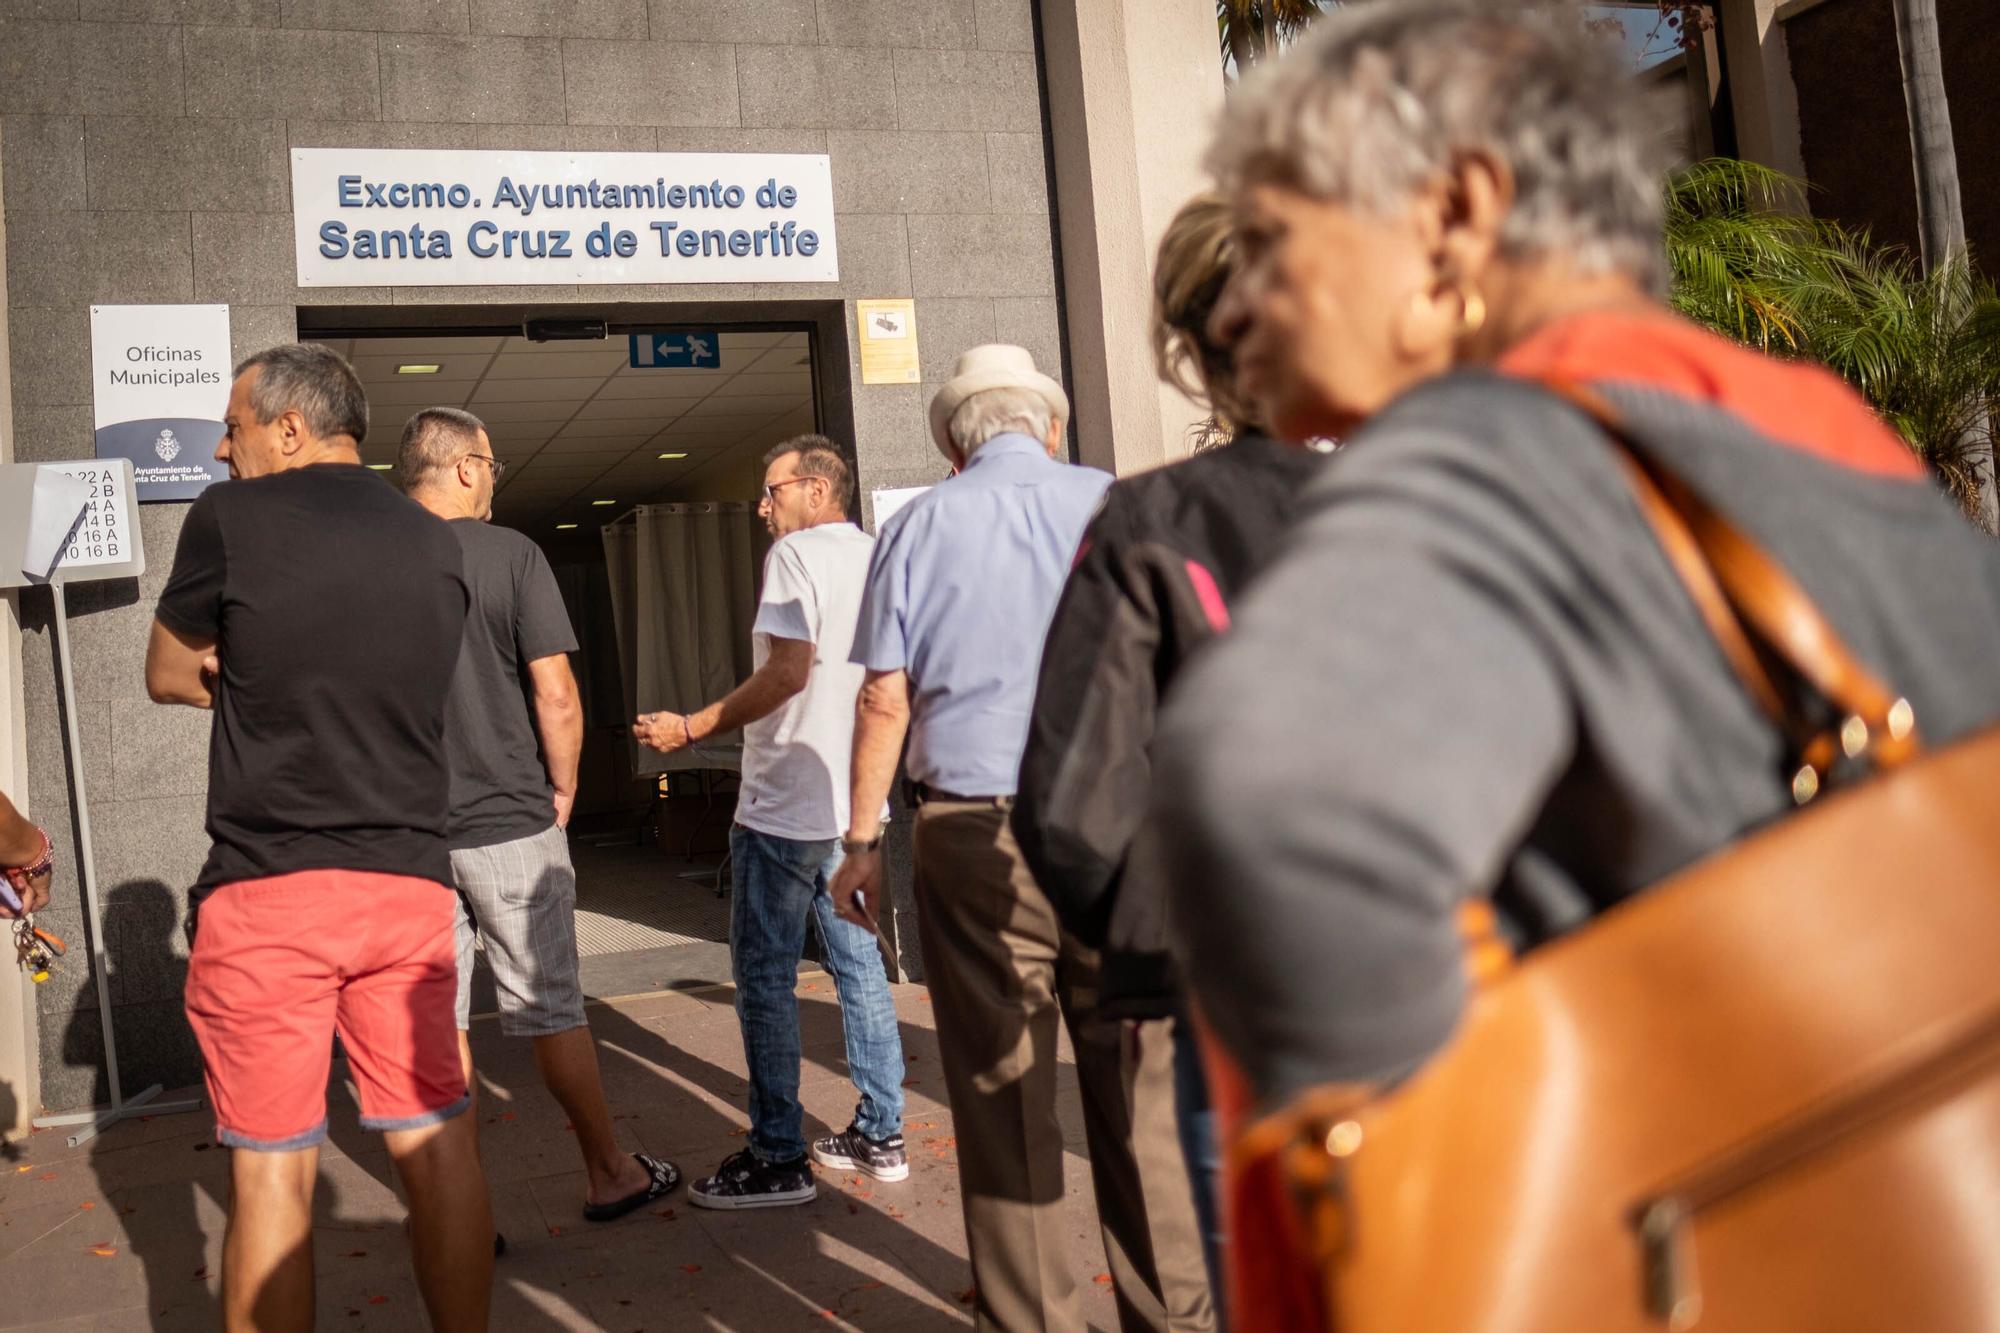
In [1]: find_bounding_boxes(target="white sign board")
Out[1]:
[90,304,232,502]
[870,486,932,531]
[291,148,841,287]
[0,459,145,590]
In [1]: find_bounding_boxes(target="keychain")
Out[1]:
[13,916,64,983]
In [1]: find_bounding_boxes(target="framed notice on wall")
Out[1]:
[90,304,233,503]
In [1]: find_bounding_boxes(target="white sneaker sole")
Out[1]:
[688,1182,817,1210]
[809,1143,911,1182]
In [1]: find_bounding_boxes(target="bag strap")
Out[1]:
[1542,378,1922,786]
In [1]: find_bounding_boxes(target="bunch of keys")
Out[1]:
[12,916,64,984]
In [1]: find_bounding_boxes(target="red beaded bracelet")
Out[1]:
[4,826,52,885]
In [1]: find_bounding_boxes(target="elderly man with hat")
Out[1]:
[831,347,1199,1330]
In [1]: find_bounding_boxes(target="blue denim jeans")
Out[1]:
[730,823,905,1163]
[1173,1017,1226,1322]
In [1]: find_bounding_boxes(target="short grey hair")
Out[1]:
[397,407,487,491]
[763,433,855,516]
[947,387,1056,457]
[1208,0,1677,295]
[233,343,369,444]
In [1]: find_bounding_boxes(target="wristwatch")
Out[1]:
[839,830,885,856]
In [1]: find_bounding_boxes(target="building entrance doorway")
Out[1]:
[303,315,832,1001]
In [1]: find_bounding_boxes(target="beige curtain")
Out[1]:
[602,502,766,776]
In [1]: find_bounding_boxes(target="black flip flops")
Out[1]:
[582,1153,682,1223]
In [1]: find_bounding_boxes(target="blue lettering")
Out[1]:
[338,175,362,207]
[722,185,745,208]
[387,183,409,207]
[547,229,572,259]
[797,229,820,257]
[727,229,751,256]
[779,185,796,207]
[650,220,676,254]
[468,220,499,257]
[447,183,471,207]
[492,177,521,213]
[667,185,687,207]
[677,228,699,257]
[319,220,350,257]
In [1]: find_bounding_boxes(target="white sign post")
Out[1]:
[291,148,841,287]
[90,304,233,503]
[0,461,202,1146]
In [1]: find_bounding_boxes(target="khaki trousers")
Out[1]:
[913,797,1214,1332]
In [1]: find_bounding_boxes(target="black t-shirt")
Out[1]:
[443,519,579,850]
[155,465,469,896]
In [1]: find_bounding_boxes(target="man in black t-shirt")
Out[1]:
[147,344,492,1331]
[400,406,679,1223]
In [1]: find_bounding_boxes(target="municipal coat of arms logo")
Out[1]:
[154,429,180,463]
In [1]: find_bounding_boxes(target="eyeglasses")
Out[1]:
[760,476,814,501]
[463,453,507,482]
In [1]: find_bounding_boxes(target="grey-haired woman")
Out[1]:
[1147,2,2000,1318]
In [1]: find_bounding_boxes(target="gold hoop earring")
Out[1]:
[1458,286,1488,336]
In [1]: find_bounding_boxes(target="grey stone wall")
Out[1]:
[0,0,1055,1109]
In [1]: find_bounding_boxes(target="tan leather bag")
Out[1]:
[1232,383,2000,1333]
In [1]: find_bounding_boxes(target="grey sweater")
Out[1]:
[1149,372,2000,1107]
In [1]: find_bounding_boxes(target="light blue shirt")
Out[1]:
[851,432,1113,795]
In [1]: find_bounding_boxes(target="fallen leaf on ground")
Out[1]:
[192,1266,207,1280]
[901,1080,920,1088]
[37,1172,55,1181]
[548,1226,563,1236]
[367,1295,388,1305]
[1094,1273,1113,1285]
[956,1287,976,1304]
[88,1243,117,1257]
[13,1165,29,1174]
[846,1202,859,1214]
[78,1201,94,1210]
[681,1263,702,1273]
[342,1250,367,1258]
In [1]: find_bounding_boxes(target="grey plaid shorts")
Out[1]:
[450,822,586,1037]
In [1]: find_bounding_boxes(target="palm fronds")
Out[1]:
[1668,158,2000,520]
[1218,0,1331,74]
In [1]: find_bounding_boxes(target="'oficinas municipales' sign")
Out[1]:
[290,148,839,287]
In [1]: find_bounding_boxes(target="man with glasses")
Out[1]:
[402,407,681,1227]
[635,435,907,1210]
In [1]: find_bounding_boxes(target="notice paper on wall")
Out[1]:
[856,299,919,385]
[90,304,233,503]
[869,486,931,532]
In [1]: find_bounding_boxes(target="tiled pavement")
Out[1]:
[0,979,1123,1331]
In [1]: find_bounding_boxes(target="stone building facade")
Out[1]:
[0,0,1220,1126]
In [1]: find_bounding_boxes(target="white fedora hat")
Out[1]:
[926,343,1070,460]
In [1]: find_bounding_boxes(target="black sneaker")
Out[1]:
[688,1148,817,1210]
[809,1124,910,1182]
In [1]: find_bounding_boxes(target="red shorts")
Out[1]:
[184,869,467,1150]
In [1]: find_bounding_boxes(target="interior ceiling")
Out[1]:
[310,331,815,533]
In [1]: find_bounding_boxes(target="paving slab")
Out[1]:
[0,977,1129,1330]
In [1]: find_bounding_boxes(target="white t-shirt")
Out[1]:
[737,522,882,842]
